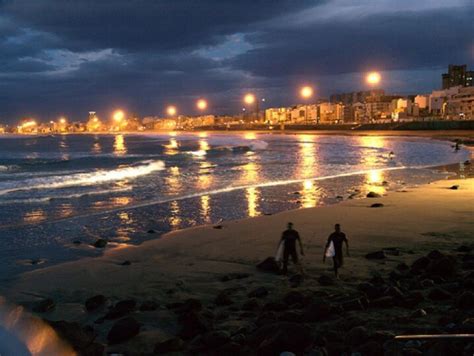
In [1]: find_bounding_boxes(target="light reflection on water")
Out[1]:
[113,134,127,156]
[23,209,46,224]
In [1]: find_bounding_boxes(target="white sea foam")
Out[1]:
[0,160,165,196]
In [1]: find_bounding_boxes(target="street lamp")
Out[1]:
[196,99,208,111]
[300,85,314,124]
[167,105,177,116]
[366,72,381,86]
[113,110,125,123]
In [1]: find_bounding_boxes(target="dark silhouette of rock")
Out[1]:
[147,229,156,234]
[179,312,211,339]
[427,250,444,260]
[120,260,131,266]
[411,256,431,273]
[411,309,427,318]
[202,330,231,348]
[457,291,474,309]
[107,317,140,344]
[283,291,305,306]
[358,282,383,299]
[304,302,332,322]
[318,274,334,286]
[428,288,451,301]
[220,272,250,282]
[289,273,304,288]
[85,295,107,312]
[92,239,107,248]
[256,257,280,273]
[32,298,55,313]
[139,300,159,311]
[213,225,223,229]
[397,262,409,271]
[249,322,312,355]
[370,203,384,208]
[215,291,233,306]
[365,251,386,260]
[154,337,184,353]
[450,185,459,190]
[242,298,260,311]
[104,299,136,319]
[457,245,472,253]
[169,298,202,314]
[72,240,81,245]
[47,320,103,356]
[248,287,268,298]
[345,326,369,347]
[366,191,381,198]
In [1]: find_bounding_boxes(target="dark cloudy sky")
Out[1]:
[0,0,473,122]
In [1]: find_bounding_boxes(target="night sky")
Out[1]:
[0,0,473,122]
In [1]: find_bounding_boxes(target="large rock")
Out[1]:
[427,250,444,260]
[411,256,431,273]
[358,282,383,299]
[345,326,369,347]
[248,287,269,298]
[256,257,280,273]
[365,251,386,260]
[248,322,312,356]
[47,320,103,356]
[283,291,305,306]
[92,239,107,248]
[154,337,184,353]
[85,295,107,312]
[107,317,141,344]
[318,274,334,286]
[202,330,231,348]
[304,302,331,322]
[428,288,451,301]
[426,257,457,278]
[457,291,474,309]
[104,299,136,319]
[366,192,382,198]
[179,312,211,339]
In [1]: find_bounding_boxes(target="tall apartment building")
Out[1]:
[445,87,474,120]
[330,90,385,105]
[442,64,473,89]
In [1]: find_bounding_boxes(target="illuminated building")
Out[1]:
[442,64,473,89]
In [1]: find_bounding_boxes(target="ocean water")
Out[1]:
[0,132,469,280]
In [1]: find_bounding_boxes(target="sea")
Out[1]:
[0,132,469,281]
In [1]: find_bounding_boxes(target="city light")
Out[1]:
[167,105,177,116]
[366,71,382,85]
[300,86,313,99]
[59,117,67,124]
[244,93,256,105]
[113,110,125,122]
[196,99,208,111]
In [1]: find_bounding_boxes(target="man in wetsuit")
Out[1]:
[280,222,304,274]
[323,224,349,278]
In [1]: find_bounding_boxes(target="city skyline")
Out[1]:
[0,0,473,122]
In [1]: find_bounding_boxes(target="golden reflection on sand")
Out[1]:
[200,194,211,222]
[23,209,47,223]
[169,200,182,228]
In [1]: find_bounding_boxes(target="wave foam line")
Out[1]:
[0,160,165,196]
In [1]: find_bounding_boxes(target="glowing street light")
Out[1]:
[244,93,256,105]
[113,110,125,122]
[196,99,208,111]
[300,86,313,99]
[366,71,381,85]
[59,117,67,124]
[167,105,177,116]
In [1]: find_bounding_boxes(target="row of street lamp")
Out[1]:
[48,72,382,125]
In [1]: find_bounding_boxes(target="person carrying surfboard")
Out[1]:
[278,222,304,274]
[323,224,349,278]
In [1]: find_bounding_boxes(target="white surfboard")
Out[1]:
[325,241,335,258]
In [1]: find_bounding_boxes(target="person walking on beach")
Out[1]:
[323,224,349,278]
[278,222,304,274]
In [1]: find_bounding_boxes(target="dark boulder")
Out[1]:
[450,185,459,190]
[358,282,383,299]
[318,274,334,286]
[289,273,304,288]
[92,239,107,248]
[248,286,269,298]
[366,192,382,198]
[179,312,211,339]
[139,300,159,311]
[104,299,136,319]
[345,326,369,347]
[428,288,451,301]
[47,320,103,355]
[215,291,234,306]
[120,260,131,266]
[171,298,202,314]
[248,322,312,356]
[202,330,231,348]
[365,251,386,260]
[32,298,55,313]
[457,291,474,309]
[283,291,305,306]
[411,309,427,318]
[427,250,444,260]
[256,257,280,273]
[457,245,472,253]
[411,256,431,273]
[85,295,107,312]
[304,302,332,322]
[154,337,184,353]
[426,257,457,277]
[107,317,140,344]
[370,203,384,208]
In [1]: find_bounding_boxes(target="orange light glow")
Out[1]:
[244,93,256,105]
[113,110,125,122]
[167,105,177,116]
[366,71,381,85]
[196,99,208,111]
[300,86,313,99]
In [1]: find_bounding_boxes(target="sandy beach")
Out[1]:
[2,157,473,354]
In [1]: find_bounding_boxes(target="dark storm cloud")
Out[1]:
[0,0,472,121]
